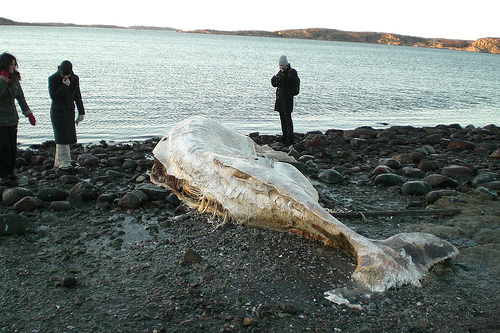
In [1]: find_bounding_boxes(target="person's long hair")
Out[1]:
[0,52,21,81]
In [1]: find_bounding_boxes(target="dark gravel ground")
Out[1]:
[1,123,499,333]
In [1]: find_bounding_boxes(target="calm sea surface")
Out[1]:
[2,26,499,146]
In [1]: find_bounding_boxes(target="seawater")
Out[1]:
[1,26,499,146]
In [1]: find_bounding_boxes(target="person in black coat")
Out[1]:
[271,55,299,145]
[48,60,85,170]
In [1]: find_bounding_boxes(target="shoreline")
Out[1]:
[16,121,500,149]
[1,122,499,332]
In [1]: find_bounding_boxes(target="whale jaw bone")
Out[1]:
[151,116,458,292]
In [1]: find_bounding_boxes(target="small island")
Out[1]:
[0,17,177,32]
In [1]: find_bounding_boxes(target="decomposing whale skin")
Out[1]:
[151,116,458,292]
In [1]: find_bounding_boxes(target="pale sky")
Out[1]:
[6,0,499,40]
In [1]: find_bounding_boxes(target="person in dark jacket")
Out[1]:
[271,55,299,145]
[0,52,36,186]
[48,60,85,170]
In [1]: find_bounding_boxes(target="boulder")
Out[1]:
[441,165,474,178]
[402,181,432,195]
[97,193,117,203]
[55,167,76,178]
[184,249,202,263]
[490,149,500,159]
[96,202,111,210]
[106,157,122,167]
[30,155,46,165]
[298,155,315,163]
[472,173,498,187]
[0,213,29,235]
[481,181,500,191]
[279,302,299,314]
[474,187,498,200]
[37,187,70,202]
[166,193,181,206]
[288,161,305,172]
[59,175,81,185]
[410,148,428,163]
[303,135,326,148]
[426,190,460,204]
[391,153,413,165]
[371,165,394,176]
[448,141,475,150]
[373,174,403,186]
[77,154,100,166]
[402,166,423,178]
[422,145,436,154]
[422,174,460,188]
[417,160,440,172]
[318,169,345,184]
[60,275,78,288]
[343,127,378,139]
[135,183,169,200]
[377,130,398,140]
[105,170,122,181]
[378,158,401,170]
[50,201,72,211]
[118,190,149,209]
[287,147,301,159]
[69,181,99,201]
[13,196,44,212]
[15,157,26,167]
[2,187,34,206]
[122,159,138,170]
[423,134,442,145]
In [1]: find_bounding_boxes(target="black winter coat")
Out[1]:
[48,72,85,144]
[271,65,298,113]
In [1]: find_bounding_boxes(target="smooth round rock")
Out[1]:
[318,169,345,184]
[402,181,432,195]
[374,174,403,186]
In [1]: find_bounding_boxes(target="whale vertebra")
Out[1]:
[151,116,458,292]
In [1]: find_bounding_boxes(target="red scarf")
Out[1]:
[1,71,13,87]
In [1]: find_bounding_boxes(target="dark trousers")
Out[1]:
[279,110,294,143]
[0,125,18,177]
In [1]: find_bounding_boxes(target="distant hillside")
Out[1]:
[0,17,178,32]
[189,28,500,54]
[2,17,498,54]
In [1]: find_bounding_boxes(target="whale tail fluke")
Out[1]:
[353,232,459,292]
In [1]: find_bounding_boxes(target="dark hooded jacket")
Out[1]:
[48,72,85,144]
[271,64,299,113]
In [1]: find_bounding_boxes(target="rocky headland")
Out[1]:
[188,28,500,54]
[1,123,499,332]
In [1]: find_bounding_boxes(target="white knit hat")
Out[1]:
[279,55,289,66]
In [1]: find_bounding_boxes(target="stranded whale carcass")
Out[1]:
[151,116,458,292]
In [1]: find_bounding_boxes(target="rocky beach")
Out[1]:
[1,123,499,333]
